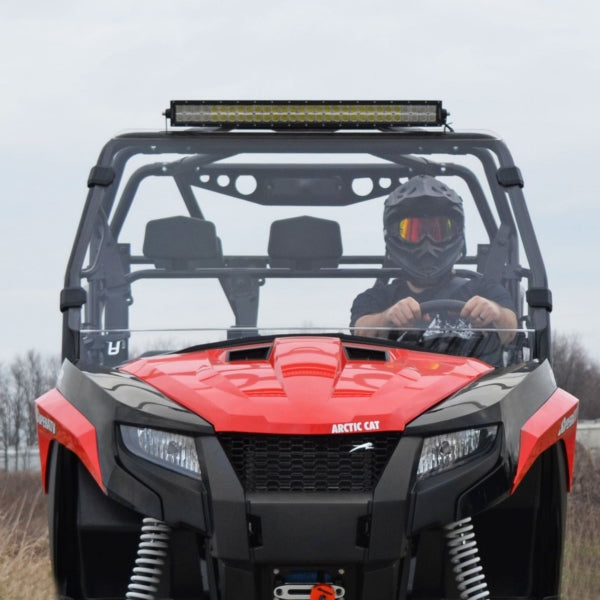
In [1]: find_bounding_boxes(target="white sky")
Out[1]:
[1,0,599,361]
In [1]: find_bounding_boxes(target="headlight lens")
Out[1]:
[416,426,498,480]
[120,425,201,479]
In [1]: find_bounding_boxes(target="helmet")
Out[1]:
[383,175,465,287]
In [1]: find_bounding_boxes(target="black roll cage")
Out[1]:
[61,129,552,365]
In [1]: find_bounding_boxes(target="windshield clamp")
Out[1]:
[526,287,553,312]
[60,287,87,312]
[496,167,524,188]
[88,166,115,188]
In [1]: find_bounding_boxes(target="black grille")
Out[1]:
[217,433,401,493]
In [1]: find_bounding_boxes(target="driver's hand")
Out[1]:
[461,296,502,326]
[383,296,422,327]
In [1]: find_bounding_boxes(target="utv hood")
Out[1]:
[120,336,493,434]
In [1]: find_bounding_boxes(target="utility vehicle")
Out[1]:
[36,101,578,600]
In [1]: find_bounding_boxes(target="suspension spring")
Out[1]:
[125,517,171,600]
[444,517,490,600]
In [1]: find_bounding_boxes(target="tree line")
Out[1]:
[0,351,59,471]
[0,334,598,471]
[552,332,600,420]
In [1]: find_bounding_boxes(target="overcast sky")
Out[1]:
[1,1,599,362]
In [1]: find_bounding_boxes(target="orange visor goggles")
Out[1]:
[398,216,457,243]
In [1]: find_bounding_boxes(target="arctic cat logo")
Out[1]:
[558,411,577,436]
[36,409,56,435]
[349,442,374,453]
[331,420,380,434]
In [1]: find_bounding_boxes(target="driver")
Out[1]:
[350,175,517,343]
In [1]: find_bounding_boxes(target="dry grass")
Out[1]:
[0,455,599,600]
[0,471,55,600]
[561,445,600,600]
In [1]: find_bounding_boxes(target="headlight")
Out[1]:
[120,425,201,479]
[416,426,498,480]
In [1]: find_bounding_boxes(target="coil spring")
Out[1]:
[444,517,490,600]
[125,517,171,600]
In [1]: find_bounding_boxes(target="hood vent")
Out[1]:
[344,346,389,362]
[226,345,272,362]
[225,341,388,363]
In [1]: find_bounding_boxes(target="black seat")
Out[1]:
[143,216,223,269]
[268,215,343,270]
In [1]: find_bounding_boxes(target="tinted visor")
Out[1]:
[398,216,458,243]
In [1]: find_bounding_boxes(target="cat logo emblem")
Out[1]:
[349,442,374,453]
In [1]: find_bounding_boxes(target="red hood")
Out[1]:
[120,337,493,434]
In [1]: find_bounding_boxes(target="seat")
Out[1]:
[143,216,223,269]
[267,215,343,270]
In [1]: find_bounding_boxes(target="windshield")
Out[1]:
[70,137,533,369]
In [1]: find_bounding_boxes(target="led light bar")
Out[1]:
[166,100,446,129]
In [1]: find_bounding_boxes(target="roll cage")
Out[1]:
[60,126,552,367]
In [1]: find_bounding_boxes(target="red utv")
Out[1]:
[36,101,578,600]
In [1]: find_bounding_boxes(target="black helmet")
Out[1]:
[383,175,465,287]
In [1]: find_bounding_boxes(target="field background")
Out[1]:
[1,447,598,600]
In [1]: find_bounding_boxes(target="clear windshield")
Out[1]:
[74,144,532,368]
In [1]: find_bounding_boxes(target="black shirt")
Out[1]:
[350,275,515,327]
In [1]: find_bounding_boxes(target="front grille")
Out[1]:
[217,433,401,493]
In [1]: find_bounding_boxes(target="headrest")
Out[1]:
[143,216,222,269]
[268,216,342,270]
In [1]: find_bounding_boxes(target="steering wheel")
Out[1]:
[418,299,467,320]
[401,298,502,362]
